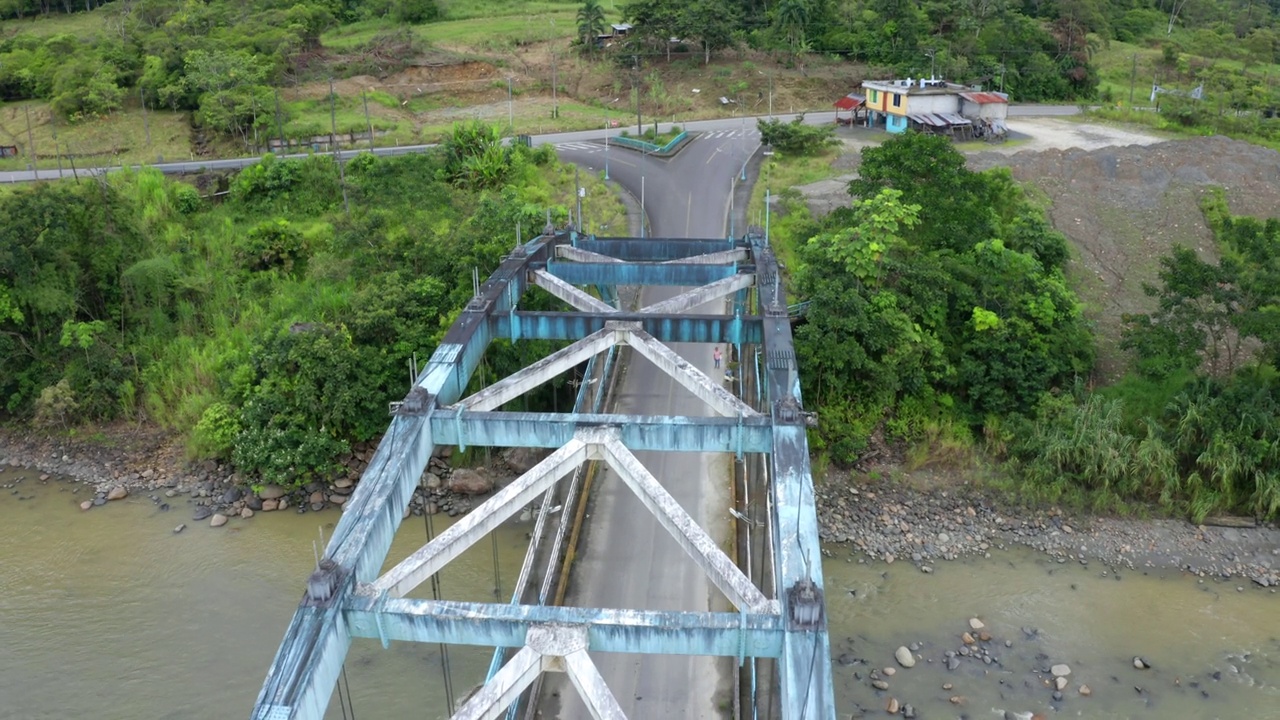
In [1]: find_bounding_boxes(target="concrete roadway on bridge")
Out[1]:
[542,130,759,718]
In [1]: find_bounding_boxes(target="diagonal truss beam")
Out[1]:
[563,648,627,720]
[454,646,544,720]
[597,433,774,615]
[455,626,624,720]
[557,246,623,264]
[625,328,760,418]
[372,438,590,598]
[457,327,615,412]
[661,248,749,265]
[532,269,618,314]
[639,274,755,315]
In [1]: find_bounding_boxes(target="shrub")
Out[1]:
[32,379,78,429]
[237,218,308,273]
[190,401,241,458]
[756,115,837,155]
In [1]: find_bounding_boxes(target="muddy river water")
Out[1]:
[1,474,1275,719]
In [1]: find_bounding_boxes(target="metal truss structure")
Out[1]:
[252,229,834,720]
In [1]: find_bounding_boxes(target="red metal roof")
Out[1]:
[959,92,1009,104]
[834,93,866,110]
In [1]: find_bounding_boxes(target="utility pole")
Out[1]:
[362,89,374,150]
[23,104,36,170]
[926,49,937,80]
[274,89,285,151]
[640,175,645,239]
[768,72,773,119]
[551,53,558,119]
[575,165,582,229]
[603,116,609,180]
[1129,54,1138,106]
[632,55,642,136]
[50,113,63,178]
[140,87,151,146]
[507,77,514,133]
[329,78,349,214]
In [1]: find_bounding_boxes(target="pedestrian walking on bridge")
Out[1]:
[713,346,722,369]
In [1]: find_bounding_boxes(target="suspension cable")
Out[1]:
[341,663,357,720]
[422,481,457,713]
[336,669,349,720]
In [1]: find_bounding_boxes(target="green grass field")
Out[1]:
[0,100,195,171]
[0,4,115,38]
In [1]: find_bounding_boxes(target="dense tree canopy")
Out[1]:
[0,127,576,487]
[792,132,1092,463]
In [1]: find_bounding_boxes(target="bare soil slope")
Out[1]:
[969,137,1280,379]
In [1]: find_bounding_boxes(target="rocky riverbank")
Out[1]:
[815,468,1280,591]
[0,425,516,529]
[3,424,1278,588]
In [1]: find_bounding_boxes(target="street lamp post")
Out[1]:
[640,176,645,239]
[604,117,610,180]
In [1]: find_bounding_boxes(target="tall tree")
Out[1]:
[680,0,742,64]
[576,0,607,53]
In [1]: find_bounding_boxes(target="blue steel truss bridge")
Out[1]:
[252,225,835,720]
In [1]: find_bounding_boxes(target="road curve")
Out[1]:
[544,128,759,718]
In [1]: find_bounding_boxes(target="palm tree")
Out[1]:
[577,0,607,54]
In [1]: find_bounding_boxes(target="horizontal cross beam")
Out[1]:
[570,237,742,261]
[545,261,746,287]
[494,312,760,344]
[429,411,774,453]
[343,597,786,657]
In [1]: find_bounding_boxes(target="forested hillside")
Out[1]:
[0,126,619,486]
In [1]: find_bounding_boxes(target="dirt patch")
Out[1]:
[969,136,1280,380]
[290,61,505,100]
[795,125,1280,380]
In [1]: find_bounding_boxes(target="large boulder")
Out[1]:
[501,447,550,475]
[447,468,494,496]
[257,484,287,500]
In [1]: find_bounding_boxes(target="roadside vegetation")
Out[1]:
[0,122,624,487]
[7,0,1280,166]
[772,131,1280,523]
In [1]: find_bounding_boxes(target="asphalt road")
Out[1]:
[0,105,1080,184]
[544,129,759,718]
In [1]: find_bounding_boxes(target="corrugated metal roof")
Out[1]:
[908,113,972,127]
[960,92,1009,104]
[833,93,866,110]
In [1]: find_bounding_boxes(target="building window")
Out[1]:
[892,93,901,108]
[869,89,878,103]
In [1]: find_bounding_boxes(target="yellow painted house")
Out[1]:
[861,78,1008,134]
